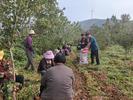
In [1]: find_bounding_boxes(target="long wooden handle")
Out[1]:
[10,47,16,100]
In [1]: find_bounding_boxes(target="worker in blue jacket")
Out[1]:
[86,32,100,65]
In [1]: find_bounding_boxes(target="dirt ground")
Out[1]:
[72,68,132,100]
[73,69,90,100]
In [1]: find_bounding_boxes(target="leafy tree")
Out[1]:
[0,0,49,99]
[33,2,81,53]
[89,14,133,51]
[114,24,133,54]
[121,14,131,23]
[111,15,118,23]
[114,33,133,55]
[90,25,110,49]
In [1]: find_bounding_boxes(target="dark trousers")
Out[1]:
[91,50,100,65]
[25,49,34,70]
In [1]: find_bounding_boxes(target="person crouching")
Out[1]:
[40,52,75,100]
[37,50,54,77]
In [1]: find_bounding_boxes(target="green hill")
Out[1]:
[79,19,106,32]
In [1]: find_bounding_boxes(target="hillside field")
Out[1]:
[14,45,133,100]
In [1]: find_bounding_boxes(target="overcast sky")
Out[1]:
[57,0,133,22]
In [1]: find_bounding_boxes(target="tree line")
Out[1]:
[89,14,133,54]
[0,0,81,54]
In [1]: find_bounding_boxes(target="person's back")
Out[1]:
[87,33,100,65]
[40,53,75,100]
[41,64,74,100]
[90,36,98,51]
[24,35,33,51]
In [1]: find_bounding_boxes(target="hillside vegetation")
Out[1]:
[12,45,133,100]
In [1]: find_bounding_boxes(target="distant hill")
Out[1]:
[79,19,106,32]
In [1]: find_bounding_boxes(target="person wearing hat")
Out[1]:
[40,53,75,100]
[0,50,13,83]
[37,50,55,77]
[0,50,5,79]
[0,50,5,76]
[86,32,100,65]
[24,30,35,70]
[0,50,4,61]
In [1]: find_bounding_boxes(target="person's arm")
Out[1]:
[37,60,42,73]
[40,72,47,96]
[39,85,45,97]
[87,42,91,49]
[41,72,47,87]
[71,70,75,89]
[88,37,92,50]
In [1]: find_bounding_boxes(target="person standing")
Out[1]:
[79,33,89,64]
[86,32,100,65]
[40,53,75,100]
[24,30,35,70]
[0,50,5,80]
[80,33,88,49]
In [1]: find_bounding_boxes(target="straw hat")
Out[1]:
[29,30,35,35]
